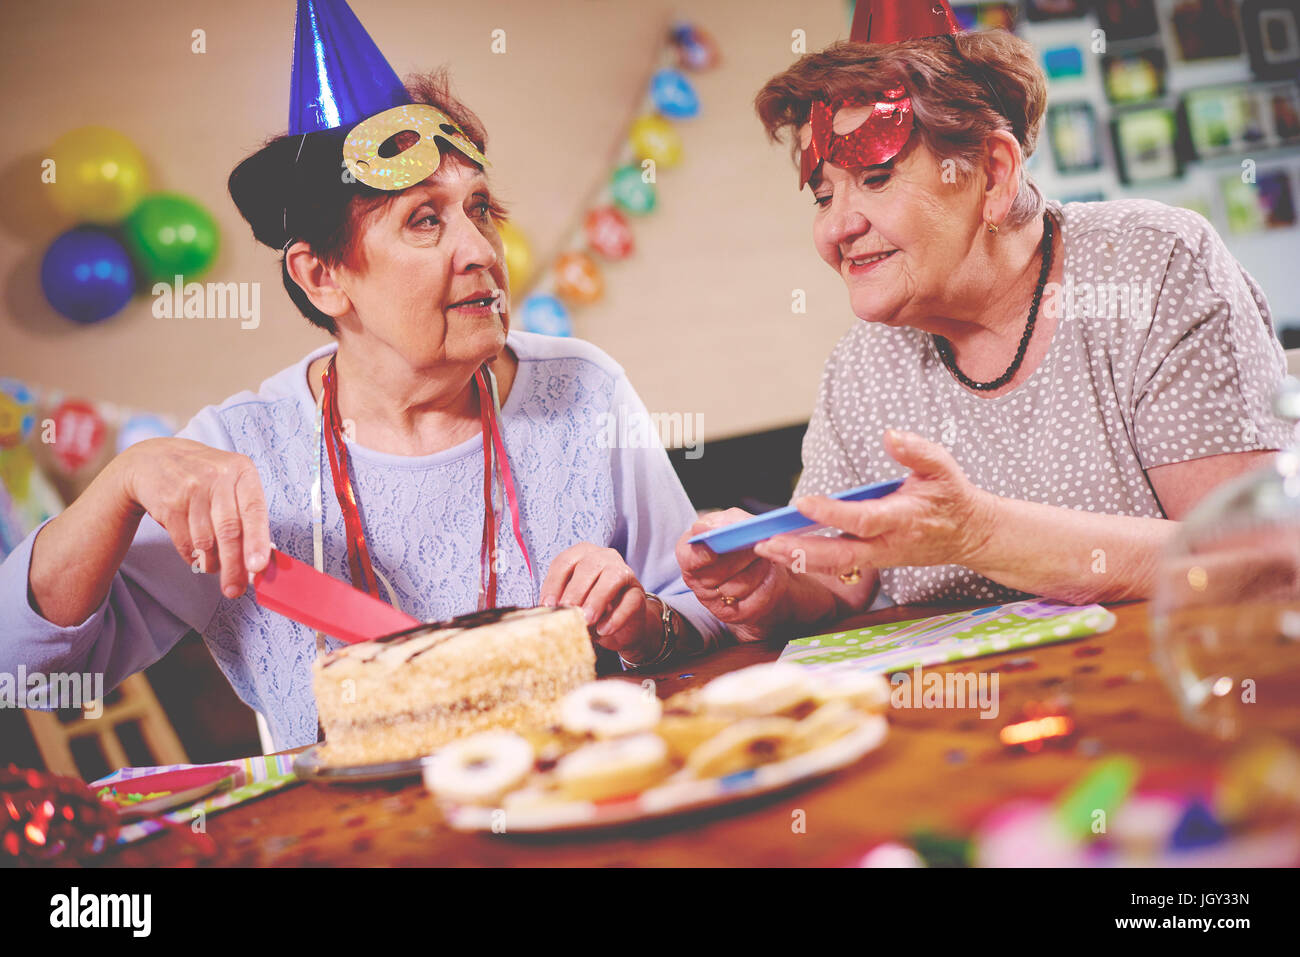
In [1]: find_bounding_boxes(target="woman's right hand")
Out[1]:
[116,438,271,599]
[675,509,800,642]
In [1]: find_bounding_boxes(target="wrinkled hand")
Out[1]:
[540,543,652,655]
[675,508,796,642]
[118,437,271,599]
[754,429,996,576]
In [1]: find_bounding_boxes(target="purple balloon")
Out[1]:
[40,227,135,323]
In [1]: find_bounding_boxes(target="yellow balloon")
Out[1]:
[629,115,682,168]
[497,219,533,291]
[48,127,149,223]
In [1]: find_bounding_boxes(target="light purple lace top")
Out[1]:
[0,331,724,749]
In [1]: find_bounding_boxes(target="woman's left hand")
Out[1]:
[540,543,653,656]
[754,429,998,576]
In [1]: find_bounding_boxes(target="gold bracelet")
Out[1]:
[618,593,676,670]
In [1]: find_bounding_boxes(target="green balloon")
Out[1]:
[123,192,220,283]
[610,164,656,215]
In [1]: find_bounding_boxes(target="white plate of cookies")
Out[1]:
[423,662,890,833]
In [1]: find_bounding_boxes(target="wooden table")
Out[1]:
[107,600,1244,866]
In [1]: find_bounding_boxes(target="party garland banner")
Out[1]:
[507,21,719,338]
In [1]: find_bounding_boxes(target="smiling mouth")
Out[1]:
[448,291,498,309]
[846,250,897,269]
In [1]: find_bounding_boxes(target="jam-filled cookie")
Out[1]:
[699,662,816,718]
[424,731,535,805]
[685,717,801,778]
[555,733,672,801]
[560,679,663,738]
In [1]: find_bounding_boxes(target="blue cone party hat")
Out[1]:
[289,0,412,135]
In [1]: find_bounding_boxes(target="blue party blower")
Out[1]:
[687,477,906,554]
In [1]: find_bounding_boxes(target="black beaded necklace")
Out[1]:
[934,211,1055,392]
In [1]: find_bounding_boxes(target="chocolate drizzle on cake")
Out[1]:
[320,606,552,667]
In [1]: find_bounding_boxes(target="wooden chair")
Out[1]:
[23,673,188,778]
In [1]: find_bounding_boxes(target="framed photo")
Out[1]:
[1220,168,1297,233]
[1102,48,1168,104]
[1094,0,1160,41]
[1112,107,1182,184]
[1257,169,1298,227]
[1182,81,1300,158]
[1043,45,1086,80]
[1023,0,1091,22]
[1220,175,1258,233]
[1183,84,1269,158]
[949,2,1018,31]
[1242,0,1300,79]
[1271,83,1300,143]
[1047,102,1104,173]
[1166,0,1243,62]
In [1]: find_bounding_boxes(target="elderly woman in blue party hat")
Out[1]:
[678,0,1293,640]
[0,0,722,750]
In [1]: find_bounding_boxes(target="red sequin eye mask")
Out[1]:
[798,86,913,189]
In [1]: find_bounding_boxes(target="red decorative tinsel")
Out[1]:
[1,765,120,866]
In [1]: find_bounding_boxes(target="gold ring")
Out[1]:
[720,595,738,606]
[838,567,862,585]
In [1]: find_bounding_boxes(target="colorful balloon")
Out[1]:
[48,127,149,224]
[40,228,136,324]
[651,69,700,119]
[49,400,107,473]
[115,413,173,454]
[519,294,572,337]
[629,115,683,168]
[584,207,634,260]
[554,252,604,305]
[0,380,36,449]
[0,445,36,501]
[123,193,220,283]
[610,164,657,216]
[496,219,534,291]
[671,22,720,71]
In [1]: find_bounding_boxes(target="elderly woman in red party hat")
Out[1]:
[0,0,722,750]
[678,0,1293,639]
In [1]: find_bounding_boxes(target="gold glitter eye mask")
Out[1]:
[343,103,489,190]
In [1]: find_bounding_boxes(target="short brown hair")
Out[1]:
[755,31,1047,227]
[229,68,498,334]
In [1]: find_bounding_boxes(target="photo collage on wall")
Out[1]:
[950,0,1300,236]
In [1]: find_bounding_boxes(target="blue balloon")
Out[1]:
[519,294,572,337]
[40,228,135,324]
[651,69,699,119]
[116,413,174,454]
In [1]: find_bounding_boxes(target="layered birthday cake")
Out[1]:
[312,606,596,766]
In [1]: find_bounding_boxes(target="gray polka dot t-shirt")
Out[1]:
[793,197,1293,605]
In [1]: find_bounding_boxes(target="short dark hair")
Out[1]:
[228,69,491,334]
